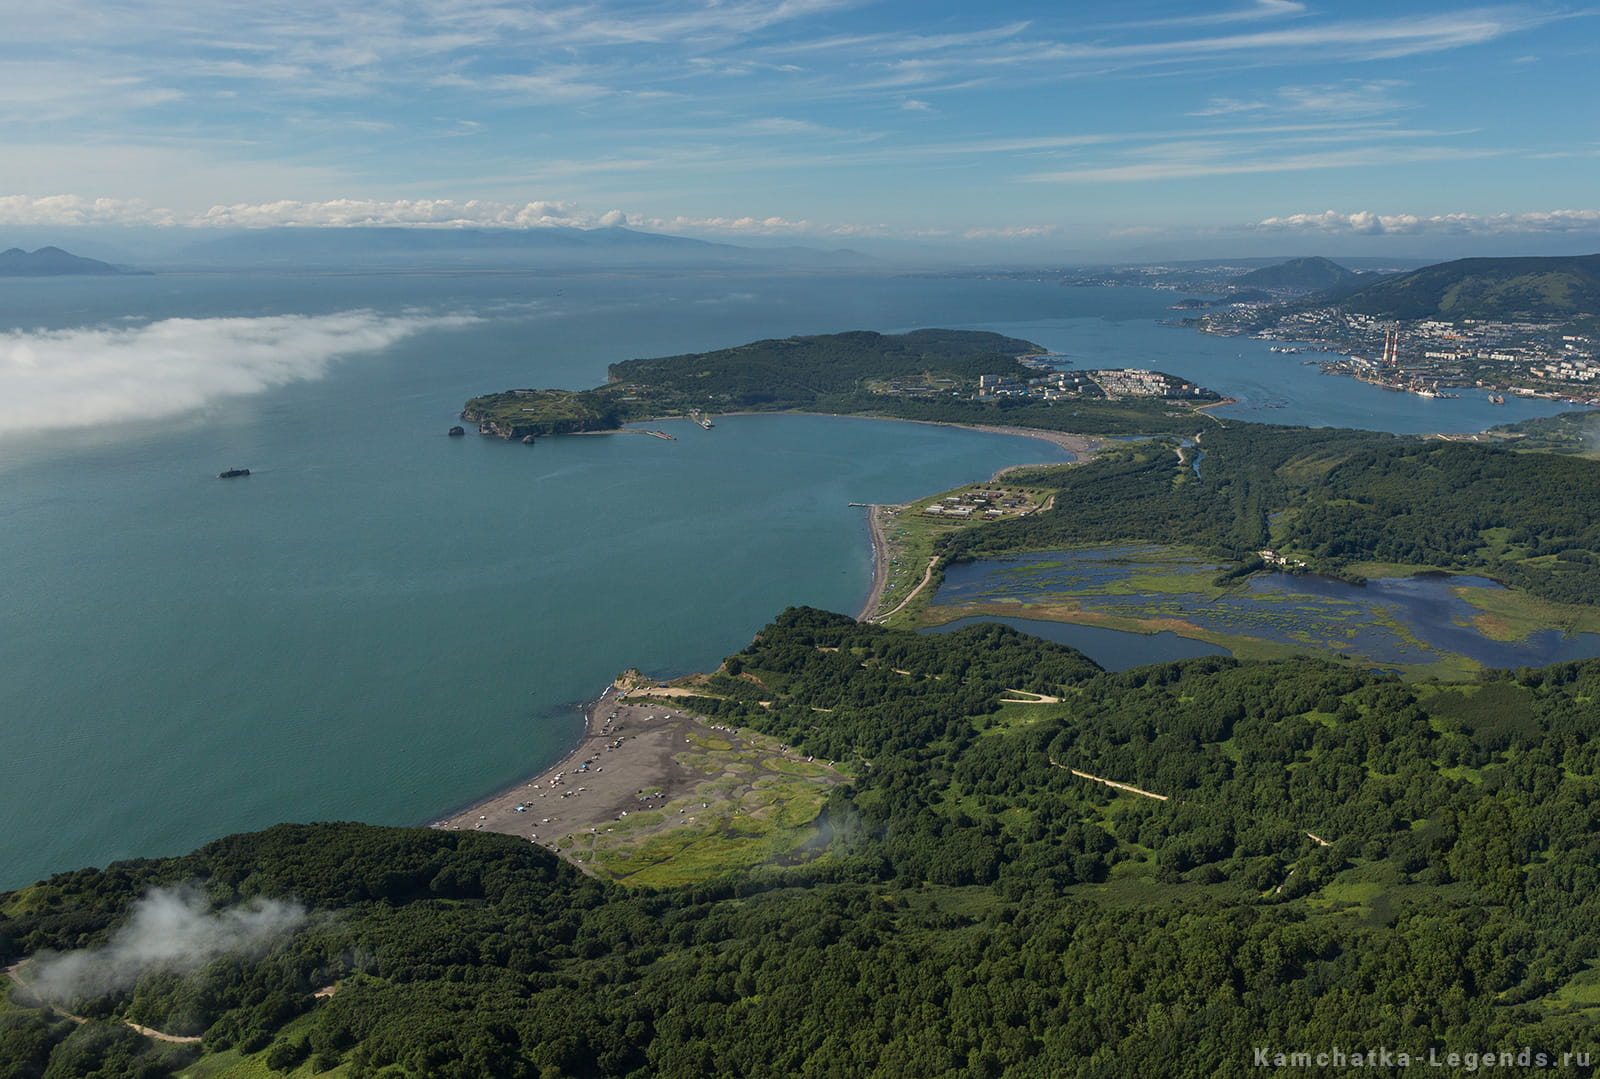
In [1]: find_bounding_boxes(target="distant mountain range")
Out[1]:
[0,246,126,276]
[1332,253,1600,321]
[175,226,872,269]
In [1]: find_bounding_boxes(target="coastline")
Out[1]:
[852,421,1103,622]
[858,503,895,620]
[433,682,848,877]
[435,414,1101,853]
[628,408,1103,469]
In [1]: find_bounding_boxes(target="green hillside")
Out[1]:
[1337,253,1600,321]
[7,611,1600,1077]
[605,328,1042,410]
[458,328,1222,438]
[945,425,1600,607]
[459,388,620,439]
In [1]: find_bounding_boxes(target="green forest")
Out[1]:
[8,607,1600,1077]
[1334,253,1600,322]
[605,329,1042,410]
[460,389,622,439]
[22,353,1600,1075]
[460,328,1214,437]
[942,424,1600,607]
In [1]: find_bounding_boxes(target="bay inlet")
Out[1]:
[0,271,1583,890]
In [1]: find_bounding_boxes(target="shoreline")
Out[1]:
[435,413,1102,842]
[425,684,614,829]
[432,683,847,874]
[623,408,1105,468]
[430,681,621,833]
[851,422,1103,622]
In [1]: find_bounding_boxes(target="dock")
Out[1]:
[646,430,677,441]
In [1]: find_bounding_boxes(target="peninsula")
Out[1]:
[16,319,1600,1078]
[462,327,1220,439]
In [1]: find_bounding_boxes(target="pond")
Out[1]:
[930,547,1600,669]
[925,616,1231,671]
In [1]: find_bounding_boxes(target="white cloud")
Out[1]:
[0,194,178,227]
[26,886,308,1004]
[1022,144,1496,184]
[1251,208,1600,236]
[1103,0,1308,30]
[432,68,614,102]
[961,224,1059,240]
[194,197,603,229]
[1045,9,1559,64]
[1191,80,1411,118]
[0,308,474,435]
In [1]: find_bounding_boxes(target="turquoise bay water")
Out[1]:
[2,272,1088,889]
[0,273,1582,889]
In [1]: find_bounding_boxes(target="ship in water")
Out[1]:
[1489,393,1507,404]
[217,467,250,479]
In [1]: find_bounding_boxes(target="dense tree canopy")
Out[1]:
[944,424,1600,605]
[8,610,1600,1077]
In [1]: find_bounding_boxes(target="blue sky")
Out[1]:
[1,0,1596,259]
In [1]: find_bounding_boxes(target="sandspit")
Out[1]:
[855,424,1102,621]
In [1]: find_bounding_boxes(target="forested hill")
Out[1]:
[947,425,1600,606]
[8,608,1600,1076]
[465,327,1210,439]
[606,328,1042,409]
[1333,252,1600,321]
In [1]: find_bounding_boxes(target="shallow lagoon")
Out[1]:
[926,616,1231,671]
[931,547,1600,669]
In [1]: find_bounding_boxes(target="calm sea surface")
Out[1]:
[0,272,1577,889]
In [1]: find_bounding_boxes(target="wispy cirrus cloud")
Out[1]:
[1191,80,1413,118]
[1022,143,1498,184]
[0,0,1581,250]
[1102,0,1308,30]
[1050,8,1560,64]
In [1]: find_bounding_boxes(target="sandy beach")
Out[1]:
[434,686,844,867]
[437,415,1101,865]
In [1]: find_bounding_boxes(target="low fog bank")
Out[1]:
[0,309,473,434]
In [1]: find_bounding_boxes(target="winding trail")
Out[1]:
[4,962,203,1044]
[1048,760,1331,848]
[871,554,942,624]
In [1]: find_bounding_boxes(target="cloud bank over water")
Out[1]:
[0,309,471,434]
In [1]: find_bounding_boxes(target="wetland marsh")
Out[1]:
[925,545,1600,677]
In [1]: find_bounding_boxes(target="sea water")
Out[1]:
[0,272,1579,889]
